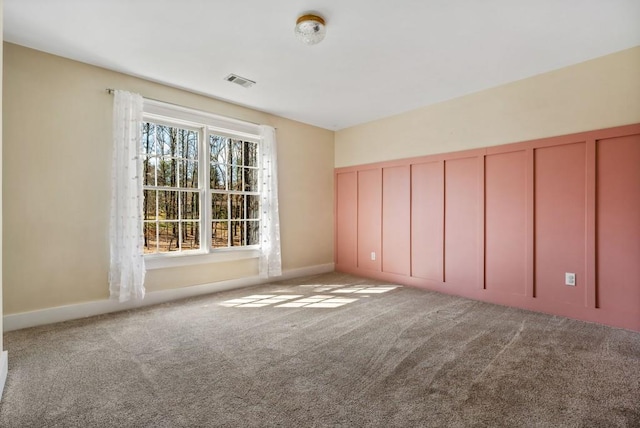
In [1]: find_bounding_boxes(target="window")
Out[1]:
[210,136,260,248]
[140,100,263,263]
[142,122,201,253]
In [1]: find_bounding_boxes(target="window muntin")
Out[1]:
[210,135,260,248]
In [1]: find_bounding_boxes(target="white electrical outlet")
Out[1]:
[565,272,576,286]
[371,252,376,261]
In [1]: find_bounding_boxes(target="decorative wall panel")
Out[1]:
[382,166,411,276]
[411,162,444,281]
[335,172,357,268]
[534,143,586,306]
[334,124,640,331]
[485,151,527,296]
[596,134,640,317]
[356,169,382,272]
[444,157,479,289]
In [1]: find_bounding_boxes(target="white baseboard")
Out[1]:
[3,263,334,332]
[0,351,7,401]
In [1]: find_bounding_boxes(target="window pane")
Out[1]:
[144,222,157,253]
[167,127,179,158]
[212,193,228,220]
[230,221,245,247]
[159,222,179,252]
[212,221,229,248]
[243,168,257,192]
[157,158,177,187]
[158,191,179,220]
[181,191,200,220]
[143,157,156,186]
[190,161,199,188]
[178,160,198,188]
[156,125,173,157]
[177,129,198,160]
[141,123,156,156]
[181,222,200,250]
[244,141,258,167]
[230,166,242,191]
[247,221,260,245]
[229,140,243,165]
[247,195,260,219]
[210,163,226,190]
[231,194,245,220]
[143,190,157,220]
[210,135,227,165]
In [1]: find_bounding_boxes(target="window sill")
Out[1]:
[145,248,260,270]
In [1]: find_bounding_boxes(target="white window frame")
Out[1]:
[209,136,261,250]
[142,100,262,270]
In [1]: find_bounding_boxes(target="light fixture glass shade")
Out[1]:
[294,15,326,45]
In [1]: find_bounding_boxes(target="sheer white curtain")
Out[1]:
[109,90,146,302]
[259,125,282,278]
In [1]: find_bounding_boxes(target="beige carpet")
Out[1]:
[0,272,638,427]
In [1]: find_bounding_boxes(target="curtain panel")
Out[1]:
[109,90,146,301]
[259,125,282,278]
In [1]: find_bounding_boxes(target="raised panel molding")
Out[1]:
[382,166,411,276]
[444,157,479,289]
[335,172,357,268]
[411,162,444,281]
[357,169,382,271]
[596,134,640,317]
[334,124,640,331]
[534,142,586,307]
[485,151,527,296]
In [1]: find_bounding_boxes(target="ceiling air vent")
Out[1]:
[224,74,256,88]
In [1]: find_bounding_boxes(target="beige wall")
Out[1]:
[3,43,334,314]
[335,46,640,167]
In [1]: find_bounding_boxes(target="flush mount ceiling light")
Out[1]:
[294,14,326,45]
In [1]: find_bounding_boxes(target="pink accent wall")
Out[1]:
[535,143,586,306]
[597,134,640,318]
[356,169,382,271]
[382,166,411,276]
[485,150,527,296]
[335,172,357,268]
[411,162,444,281]
[444,157,480,289]
[334,124,640,331]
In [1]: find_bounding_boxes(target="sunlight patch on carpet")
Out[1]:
[219,285,400,309]
[276,296,358,308]
[219,295,303,307]
[331,286,400,294]
[219,294,359,309]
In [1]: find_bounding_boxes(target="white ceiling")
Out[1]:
[4,1,640,131]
